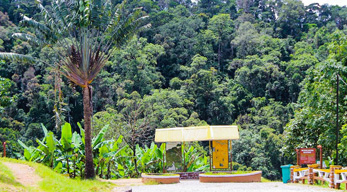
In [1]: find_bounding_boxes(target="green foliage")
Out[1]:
[233,98,292,180]
[143,88,206,128]
[107,37,165,96]
[0,128,22,158]
[284,30,347,165]
[277,0,305,38]
[1,158,116,192]
[92,108,124,140]
[136,142,165,173]
[232,161,252,171]
[231,22,260,58]
[1,0,347,181]
[207,13,233,70]
[0,78,16,108]
[182,144,209,172]
[18,123,209,179]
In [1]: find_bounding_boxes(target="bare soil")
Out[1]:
[3,162,42,187]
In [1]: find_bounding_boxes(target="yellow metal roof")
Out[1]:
[154,125,240,142]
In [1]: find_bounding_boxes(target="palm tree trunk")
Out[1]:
[83,85,95,179]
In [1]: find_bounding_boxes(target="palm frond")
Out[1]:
[0,52,35,63]
[12,33,44,46]
[108,9,149,48]
[8,0,150,88]
[20,14,52,37]
[51,1,71,31]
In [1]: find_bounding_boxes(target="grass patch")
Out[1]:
[143,179,160,185]
[313,180,328,188]
[0,160,27,191]
[261,177,272,182]
[0,158,116,192]
[203,171,253,175]
[312,180,336,189]
[0,161,22,186]
[341,183,346,189]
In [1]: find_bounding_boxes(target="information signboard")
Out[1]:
[300,148,316,165]
[212,140,229,169]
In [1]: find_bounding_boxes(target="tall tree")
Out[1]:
[231,22,259,58]
[0,0,148,179]
[208,14,233,71]
[277,0,305,38]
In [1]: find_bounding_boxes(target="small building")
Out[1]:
[155,125,240,171]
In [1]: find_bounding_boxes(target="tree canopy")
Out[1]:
[0,0,347,180]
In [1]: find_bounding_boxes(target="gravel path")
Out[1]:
[106,178,143,187]
[132,180,335,192]
[3,162,42,187]
[105,178,143,192]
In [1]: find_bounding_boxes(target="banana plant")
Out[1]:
[92,124,109,150]
[18,124,54,164]
[136,142,165,174]
[56,123,86,178]
[115,145,135,178]
[56,123,74,176]
[18,140,40,162]
[71,131,84,178]
[105,136,128,179]
[18,122,209,179]
[182,145,209,172]
[36,132,57,168]
[96,135,131,179]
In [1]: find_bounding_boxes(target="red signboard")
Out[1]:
[299,148,316,165]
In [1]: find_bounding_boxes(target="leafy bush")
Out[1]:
[0,128,22,158]
[18,122,210,179]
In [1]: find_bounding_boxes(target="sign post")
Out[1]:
[296,148,300,165]
[317,145,323,168]
[2,142,6,157]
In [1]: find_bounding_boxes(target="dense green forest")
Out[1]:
[1,0,347,180]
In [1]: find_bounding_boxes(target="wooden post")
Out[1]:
[308,165,313,185]
[296,148,300,166]
[334,166,342,189]
[330,166,334,188]
[290,166,294,183]
[317,145,323,169]
[2,142,6,157]
[330,165,342,188]
[329,165,342,188]
[290,165,300,183]
[308,164,318,185]
[229,140,232,171]
[336,74,339,165]
[209,141,212,171]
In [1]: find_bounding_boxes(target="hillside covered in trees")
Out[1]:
[1,0,347,180]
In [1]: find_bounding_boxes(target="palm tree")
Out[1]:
[0,0,148,179]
